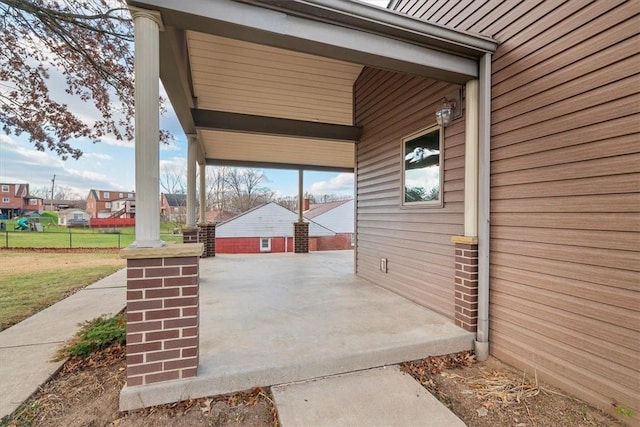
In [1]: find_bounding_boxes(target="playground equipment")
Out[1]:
[15,217,28,231]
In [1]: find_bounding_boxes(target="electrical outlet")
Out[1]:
[380,258,388,273]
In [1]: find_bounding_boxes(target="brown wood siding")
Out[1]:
[392,0,640,420]
[354,68,464,318]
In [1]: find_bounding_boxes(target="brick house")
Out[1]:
[160,193,187,223]
[86,189,135,219]
[304,199,354,250]
[0,183,44,219]
[216,202,335,253]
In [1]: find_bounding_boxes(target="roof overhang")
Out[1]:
[127,0,497,171]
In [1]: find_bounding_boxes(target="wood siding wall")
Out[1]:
[391,0,640,420]
[354,68,464,318]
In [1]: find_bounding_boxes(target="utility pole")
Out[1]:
[50,174,56,211]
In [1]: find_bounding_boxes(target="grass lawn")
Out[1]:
[2,221,182,248]
[0,250,126,330]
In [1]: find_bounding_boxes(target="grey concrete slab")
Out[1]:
[272,366,466,427]
[121,252,473,410]
[0,268,126,419]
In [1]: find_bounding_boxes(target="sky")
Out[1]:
[0,0,392,200]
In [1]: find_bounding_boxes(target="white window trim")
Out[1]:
[103,191,110,198]
[260,237,271,252]
[1,185,8,192]
[1,197,9,203]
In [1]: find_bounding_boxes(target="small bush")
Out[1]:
[64,313,126,358]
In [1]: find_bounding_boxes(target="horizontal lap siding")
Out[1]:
[355,68,464,318]
[393,0,640,420]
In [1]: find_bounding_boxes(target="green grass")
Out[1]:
[1,221,182,248]
[0,251,126,330]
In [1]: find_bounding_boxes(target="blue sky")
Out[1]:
[0,95,354,199]
[0,1,392,200]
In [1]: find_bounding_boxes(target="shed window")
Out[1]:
[402,125,443,207]
[260,238,271,252]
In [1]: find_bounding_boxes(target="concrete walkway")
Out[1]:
[0,268,127,419]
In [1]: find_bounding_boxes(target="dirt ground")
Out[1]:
[2,346,626,427]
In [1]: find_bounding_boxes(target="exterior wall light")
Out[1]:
[435,88,462,127]
[436,98,456,127]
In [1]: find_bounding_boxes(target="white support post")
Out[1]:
[186,134,197,228]
[131,8,162,247]
[297,169,304,222]
[464,79,479,238]
[199,163,206,223]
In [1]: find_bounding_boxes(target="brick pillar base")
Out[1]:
[197,223,215,258]
[182,227,199,244]
[121,244,203,387]
[294,221,309,253]
[452,237,479,332]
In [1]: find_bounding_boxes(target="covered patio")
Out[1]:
[120,251,473,410]
[119,0,496,411]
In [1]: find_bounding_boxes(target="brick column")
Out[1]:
[451,237,479,332]
[197,223,216,258]
[294,221,309,253]
[121,244,203,387]
[182,226,199,244]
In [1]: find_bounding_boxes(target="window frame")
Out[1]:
[401,124,444,208]
[103,191,110,198]
[1,185,9,192]
[260,237,271,252]
[1,197,9,203]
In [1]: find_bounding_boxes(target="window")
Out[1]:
[119,193,123,198]
[402,125,443,206]
[260,238,271,252]
[1,185,8,192]
[103,191,110,198]
[105,202,111,208]
[29,199,37,205]
[1,197,9,203]
[128,193,133,198]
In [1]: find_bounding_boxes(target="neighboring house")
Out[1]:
[44,199,87,211]
[215,202,335,253]
[160,193,187,223]
[304,199,354,250]
[0,183,44,218]
[86,189,135,218]
[58,208,90,227]
[110,196,136,219]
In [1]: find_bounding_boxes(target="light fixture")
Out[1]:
[436,97,456,127]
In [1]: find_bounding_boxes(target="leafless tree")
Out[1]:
[224,168,274,212]
[0,0,170,159]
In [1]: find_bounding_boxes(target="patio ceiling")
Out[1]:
[127,0,497,171]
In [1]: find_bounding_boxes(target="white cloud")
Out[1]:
[82,152,112,160]
[160,157,186,174]
[309,173,354,194]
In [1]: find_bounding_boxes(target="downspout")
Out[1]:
[475,52,492,361]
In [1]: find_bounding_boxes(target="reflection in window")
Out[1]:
[402,125,442,205]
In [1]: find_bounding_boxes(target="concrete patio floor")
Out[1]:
[121,251,474,410]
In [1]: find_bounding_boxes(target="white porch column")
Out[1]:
[464,79,479,238]
[297,169,304,222]
[131,8,162,247]
[199,162,206,222]
[186,134,197,228]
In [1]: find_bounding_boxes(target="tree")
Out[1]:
[0,0,169,160]
[224,168,274,212]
